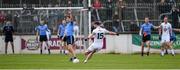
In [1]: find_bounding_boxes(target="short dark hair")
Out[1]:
[145,17,149,19]
[66,16,71,19]
[164,16,168,18]
[94,22,101,25]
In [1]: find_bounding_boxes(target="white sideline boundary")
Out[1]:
[0,69,179,70]
[0,7,84,10]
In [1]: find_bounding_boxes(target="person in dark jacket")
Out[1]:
[3,21,15,54]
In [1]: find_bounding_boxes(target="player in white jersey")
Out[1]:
[159,17,175,56]
[83,22,118,63]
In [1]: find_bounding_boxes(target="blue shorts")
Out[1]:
[5,35,13,43]
[170,36,176,42]
[59,36,67,41]
[66,36,74,45]
[39,35,47,42]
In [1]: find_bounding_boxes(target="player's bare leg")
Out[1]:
[164,46,168,54]
[160,42,165,56]
[164,42,169,54]
[67,44,76,61]
[61,41,67,55]
[85,51,91,57]
[84,50,96,63]
[5,43,8,54]
[168,42,175,56]
[141,42,144,56]
[10,42,15,54]
[84,52,93,63]
[39,42,43,54]
[45,41,50,54]
[60,41,64,54]
[146,41,150,56]
[64,42,68,55]
[64,43,68,55]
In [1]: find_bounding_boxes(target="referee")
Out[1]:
[3,21,15,54]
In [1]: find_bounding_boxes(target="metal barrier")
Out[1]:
[93,3,180,33]
[0,8,84,35]
[0,2,179,34]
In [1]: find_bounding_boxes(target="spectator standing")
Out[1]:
[0,11,6,24]
[158,0,173,17]
[171,7,180,28]
[112,12,120,32]
[68,0,72,7]
[106,0,113,20]
[92,0,102,21]
[117,0,126,21]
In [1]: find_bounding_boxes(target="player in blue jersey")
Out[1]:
[57,19,67,54]
[63,16,77,61]
[45,23,51,41]
[36,20,50,54]
[139,17,158,56]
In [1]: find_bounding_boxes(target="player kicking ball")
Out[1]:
[139,17,158,56]
[83,22,119,63]
[159,17,175,56]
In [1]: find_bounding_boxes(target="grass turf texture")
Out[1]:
[0,54,179,69]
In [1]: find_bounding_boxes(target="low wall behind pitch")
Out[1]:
[104,34,180,54]
[1,34,180,54]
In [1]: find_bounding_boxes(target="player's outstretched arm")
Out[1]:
[57,28,60,37]
[139,28,142,36]
[62,34,66,41]
[153,26,160,29]
[11,26,15,34]
[88,33,94,39]
[108,31,119,36]
[62,29,67,40]
[158,25,162,36]
[173,28,180,32]
[170,25,173,36]
[84,33,94,41]
[36,31,39,40]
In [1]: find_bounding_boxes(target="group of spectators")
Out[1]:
[91,0,179,32]
[0,0,179,33]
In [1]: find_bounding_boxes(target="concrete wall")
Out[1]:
[1,34,180,54]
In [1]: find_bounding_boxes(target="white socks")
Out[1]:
[171,49,175,55]
[161,49,175,56]
[161,50,164,56]
[84,60,87,63]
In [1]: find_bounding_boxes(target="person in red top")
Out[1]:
[92,0,102,9]
[92,0,102,21]
[0,11,6,23]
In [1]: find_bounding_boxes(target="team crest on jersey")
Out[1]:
[163,26,167,32]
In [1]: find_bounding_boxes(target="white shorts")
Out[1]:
[87,43,103,52]
[161,35,170,43]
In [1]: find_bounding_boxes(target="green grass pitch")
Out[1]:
[0,54,180,69]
